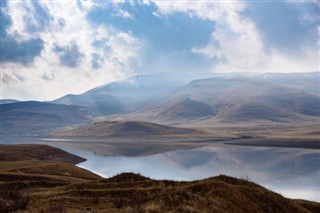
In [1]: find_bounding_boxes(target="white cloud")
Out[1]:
[114,8,134,19]
[5,1,36,41]
[1,1,318,101]
[154,1,245,21]
[264,48,319,73]
[1,1,142,101]
[151,0,319,73]
[207,8,268,72]
[152,1,265,72]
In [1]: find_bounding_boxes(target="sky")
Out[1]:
[0,0,319,101]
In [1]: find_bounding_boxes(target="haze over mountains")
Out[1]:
[140,76,320,122]
[0,99,19,105]
[1,1,319,210]
[0,101,92,136]
[1,72,319,137]
[52,72,217,115]
[52,72,319,119]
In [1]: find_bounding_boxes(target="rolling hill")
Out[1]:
[52,74,184,115]
[1,73,319,137]
[133,76,320,122]
[0,99,19,104]
[50,72,320,123]
[259,72,320,95]
[52,72,218,116]
[0,101,92,136]
[0,144,319,213]
[53,120,200,137]
[0,144,86,164]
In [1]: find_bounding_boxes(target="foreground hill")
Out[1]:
[53,120,200,137]
[0,144,319,213]
[0,101,92,136]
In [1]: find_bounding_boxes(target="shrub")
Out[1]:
[49,203,66,213]
[0,189,30,211]
[143,202,162,213]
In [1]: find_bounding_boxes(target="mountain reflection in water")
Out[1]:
[70,146,320,202]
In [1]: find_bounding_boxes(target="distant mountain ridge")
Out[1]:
[1,72,319,136]
[0,101,92,136]
[52,72,218,115]
[131,75,320,122]
[260,72,320,95]
[0,99,19,104]
[52,72,320,121]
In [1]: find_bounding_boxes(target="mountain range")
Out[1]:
[52,72,218,115]
[0,101,92,136]
[137,76,320,122]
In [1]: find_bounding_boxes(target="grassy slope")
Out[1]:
[120,77,320,124]
[0,144,86,164]
[0,145,319,213]
[53,120,200,137]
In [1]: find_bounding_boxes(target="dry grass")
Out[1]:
[0,144,85,164]
[1,170,319,213]
[0,144,319,213]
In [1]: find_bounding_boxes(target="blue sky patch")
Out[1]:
[243,1,319,55]
[57,43,84,68]
[86,2,215,52]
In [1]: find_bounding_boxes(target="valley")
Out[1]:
[1,1,319,212]
[1,72,319,211]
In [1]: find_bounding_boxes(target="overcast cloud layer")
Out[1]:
[0,0,319,101]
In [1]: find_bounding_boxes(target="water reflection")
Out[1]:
[1,136,319,202]
[73,146,320,202]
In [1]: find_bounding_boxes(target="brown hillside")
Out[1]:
[53,120,200,137]
[0,144,85,164]
[0,144,319,212]
[134,77,320,122]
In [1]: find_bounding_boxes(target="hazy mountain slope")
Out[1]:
[134,77,320,122]
[3,73,316,136]
[259,72,320,95]
[52,73,218,116]
[157,98,214,119]
[53,74,180,115]
[210,79,320,121]
[53,72,319,119]
[0,144,319,213]
[53,120,200,137]
[53,93,125,115]
[0,101,92,135]
[0,99,19,104]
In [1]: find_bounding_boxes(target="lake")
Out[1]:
[2,136,319,202]
[68,145,319,202]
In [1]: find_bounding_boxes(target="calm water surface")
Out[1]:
[2,136,319,202]
[70,146,319,202]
